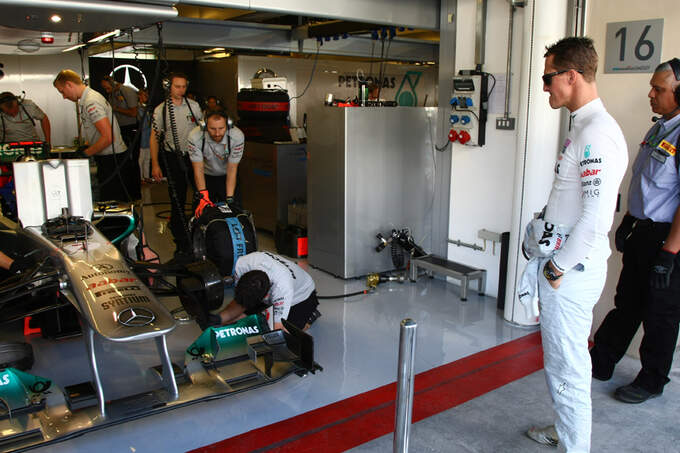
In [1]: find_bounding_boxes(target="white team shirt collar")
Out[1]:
[569,97,605,129]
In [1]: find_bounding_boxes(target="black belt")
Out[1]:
[633,217,671,230]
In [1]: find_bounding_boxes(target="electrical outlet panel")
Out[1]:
[450,72,488,147]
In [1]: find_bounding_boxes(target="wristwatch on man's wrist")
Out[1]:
[543,261,562,281]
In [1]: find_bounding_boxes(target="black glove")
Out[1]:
[650,249,676,289]
[225,196,240,211]
[74,145,89,158]
[615,214,636,253]
[8,254,34,274]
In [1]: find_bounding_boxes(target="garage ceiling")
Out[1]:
[0,0,439,61]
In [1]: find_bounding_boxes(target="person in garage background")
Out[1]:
[524,37,628,452]
[137,88,153,184]
[0,91,51,145]
[149,72,203,259]
[189,109,245,217]
[53,70,136,202]
[208,251,321,332]
[100,75,141,199]
[590,58,680,404]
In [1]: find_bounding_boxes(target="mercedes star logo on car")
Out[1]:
[117,307,155,327]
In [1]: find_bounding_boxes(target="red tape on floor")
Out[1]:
[189,331,543,453]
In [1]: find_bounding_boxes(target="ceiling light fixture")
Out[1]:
[17,39,40,53]
[41,32,55,44]
[203,47,225,54]
[88,29,120,43]
[210,52,231,59]
[50,14,62,23]
[62,43,86,53]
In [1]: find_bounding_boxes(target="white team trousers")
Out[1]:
[537,257,607,453]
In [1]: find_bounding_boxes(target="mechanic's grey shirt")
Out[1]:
[79,87,126,156]
[108,84,138,127]
[0,99,46,142]
[152,98,202,155]
[187,125,245,176]
[628,113,680,223]
[234,251,315,326]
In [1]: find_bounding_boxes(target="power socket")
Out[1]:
[496,117,515,130]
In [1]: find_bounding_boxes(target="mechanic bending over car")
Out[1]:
[53,70,137,202]
[209,251,321,332]
[0,91,51,145]
[189,109,245,217]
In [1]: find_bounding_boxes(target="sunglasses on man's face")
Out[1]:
[542,69,584,86]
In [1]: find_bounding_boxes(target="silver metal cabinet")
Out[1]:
[308,107,435,278]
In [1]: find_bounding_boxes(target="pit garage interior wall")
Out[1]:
[587,0,680,356]
[197,54,438,129]
[446,0,526,299]
[0,53,87,147]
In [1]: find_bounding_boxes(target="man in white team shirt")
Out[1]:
[213,251,321,331]
[523,37,628,452]
[53,69,134,202]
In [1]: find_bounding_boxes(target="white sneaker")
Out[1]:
[526,425,559,447]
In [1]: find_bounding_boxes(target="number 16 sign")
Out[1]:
[605,19,663,74]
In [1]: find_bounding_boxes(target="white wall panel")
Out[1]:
[446,0,528,300]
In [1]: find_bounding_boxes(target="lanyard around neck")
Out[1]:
[645,121,680,148]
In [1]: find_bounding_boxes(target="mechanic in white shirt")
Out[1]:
[0,92,50,144]
[188,109,245,217]
[524,37,628,453]
[149,72,203,256]
[53,70,135,202]
[213,251,320,331]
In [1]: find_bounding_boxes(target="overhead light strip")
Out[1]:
[62,43,86,53]
[87,29,120,43]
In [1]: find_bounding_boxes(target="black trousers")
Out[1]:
[591,220,680,393]
[205,174,227,203]
[94,151,137,202]
[163,151,195,253]
[286,291,320,330]
[205,174,241,206]
[119,124,141,200]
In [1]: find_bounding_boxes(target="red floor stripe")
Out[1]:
[189,331,543,453]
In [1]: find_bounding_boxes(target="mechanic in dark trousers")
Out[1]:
[0,91,51,145]
[149,73,203,257]
[188,109,245,217]
[590,58,680,404]
[100,76,141,199]
[53,70,135,202]
[211,251,321,332]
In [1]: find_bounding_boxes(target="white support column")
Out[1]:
[504,0,569,325]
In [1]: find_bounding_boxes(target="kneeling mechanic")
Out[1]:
[210,251,321,331]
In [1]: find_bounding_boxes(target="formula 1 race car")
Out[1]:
[0,158,320,452]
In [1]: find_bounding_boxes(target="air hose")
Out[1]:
[316,271,406,300]
[317,289,371,300]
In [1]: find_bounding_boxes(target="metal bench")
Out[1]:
[409,255,486,301]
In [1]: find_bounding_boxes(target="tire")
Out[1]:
[237,89,290,122]
[0,341,34,371]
